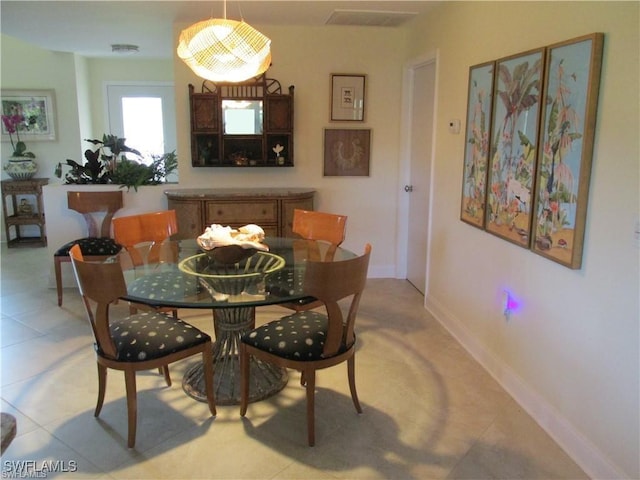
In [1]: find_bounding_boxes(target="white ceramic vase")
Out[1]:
[4,156,38,180]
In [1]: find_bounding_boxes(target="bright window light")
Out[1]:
[121,97,164,163]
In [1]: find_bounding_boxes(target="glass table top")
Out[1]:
[119,237,356,309]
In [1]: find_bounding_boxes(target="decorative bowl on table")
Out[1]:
[179,250,286,297]
[196,223,269,265]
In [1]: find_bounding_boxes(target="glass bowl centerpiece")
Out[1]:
[183,223,285,298]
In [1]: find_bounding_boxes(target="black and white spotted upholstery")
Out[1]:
[241,311,350,361]
[55,237,122,257]
[106,311,211,362]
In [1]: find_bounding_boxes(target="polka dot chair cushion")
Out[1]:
[55,237,122,257]
[107,311,210,362]
[241,311,349,361]
[128,272,197,303]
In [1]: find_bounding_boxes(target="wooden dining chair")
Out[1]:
[113,210,179,318]
[54,191,124,306]
[280,208,348,312]
[240,244,371,446]
[68,244,216,448]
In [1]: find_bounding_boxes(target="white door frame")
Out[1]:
[395,51,439,290]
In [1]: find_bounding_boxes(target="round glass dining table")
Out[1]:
[118,237,356,406]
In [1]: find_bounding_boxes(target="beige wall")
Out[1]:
[1,2,638,478]
[408,2,639,478]
[172,24,409,275]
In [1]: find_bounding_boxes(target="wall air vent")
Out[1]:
[325,9,418,27]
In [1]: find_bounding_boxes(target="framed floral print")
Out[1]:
[485,48,545,248]
[1,89,56,141]
[531,33,604,269]
[460,61,495,229]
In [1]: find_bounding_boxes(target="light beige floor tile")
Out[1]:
[1,426,105,478]
[1,315,44,347]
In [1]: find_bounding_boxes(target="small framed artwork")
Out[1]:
[531,33,604,269]
[330,74,366,121]
[485,48,545,248]
[323,128,370,176]
[460,61,495,229]
[1,89,56,141]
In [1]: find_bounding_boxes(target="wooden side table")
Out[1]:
[1,177,49,247]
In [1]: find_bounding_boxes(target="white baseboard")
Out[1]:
[425,294,627,480]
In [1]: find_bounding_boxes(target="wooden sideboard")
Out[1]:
[165,188,315,239]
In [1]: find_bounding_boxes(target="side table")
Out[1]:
[1,177,49,247]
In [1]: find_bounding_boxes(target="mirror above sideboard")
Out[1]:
[189,75,294,168]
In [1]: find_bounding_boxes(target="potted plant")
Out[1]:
[55,134,178,190]
[2,113,38,180]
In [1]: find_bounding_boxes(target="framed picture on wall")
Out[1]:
[1,89,57,141]
[460,61,495,229]
[485,48,545,248]
[531,33,604,269]
[330,74,366,121]
[323,128,370,176]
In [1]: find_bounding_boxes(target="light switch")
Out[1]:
[448,119,461,134]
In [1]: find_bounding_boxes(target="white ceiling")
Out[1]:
[1,1,438,59]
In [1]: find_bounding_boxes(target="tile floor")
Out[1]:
[0,244,587,479]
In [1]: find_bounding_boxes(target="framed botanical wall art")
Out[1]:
[323,128,370,176]
[460,61,495,229]
[330,74,366,121]
[485,48,545,248]
[531,33,604,269]
[1,89,56,141]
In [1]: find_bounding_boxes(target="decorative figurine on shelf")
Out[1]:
[272,143,285,165]
[18,198,33,216]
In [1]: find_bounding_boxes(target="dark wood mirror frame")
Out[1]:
[189,75,294,168]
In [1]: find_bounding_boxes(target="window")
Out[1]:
[106,83,177,180]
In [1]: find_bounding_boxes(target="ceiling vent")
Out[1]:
[325,9,418,27]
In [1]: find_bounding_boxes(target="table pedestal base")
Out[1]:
[182,306,288,405]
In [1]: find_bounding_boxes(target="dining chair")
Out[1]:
[68,244,216,448]
[280,208,348,312]
[54,191,124,306]
[240,243,371,446]
[112,210,179,318]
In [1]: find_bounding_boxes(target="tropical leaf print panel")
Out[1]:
[485,48,545,248]
[460,61,495,229]
[532,33,604,269]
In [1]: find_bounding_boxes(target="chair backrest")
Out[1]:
[67,191,124,238]
[292,209,347,246]
[69,243,125,359]
[303,243,371,357]
[112,210,178,266]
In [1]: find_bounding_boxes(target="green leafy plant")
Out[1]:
[111,151,178,191]
[55,135,177,189]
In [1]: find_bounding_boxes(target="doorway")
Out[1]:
[399,55,437,295]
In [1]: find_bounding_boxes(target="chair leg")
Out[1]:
[161,366,171,386]
[347,356,362,414]
[305,369,316,447]
[55,257,64,306]
[95,363,107,417]
[202,344,216,416]
[124,370,137,448]
[239,343,249,416]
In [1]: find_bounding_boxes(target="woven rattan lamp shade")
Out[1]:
[177,18,271,83]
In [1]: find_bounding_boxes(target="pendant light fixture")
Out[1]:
[177,1,271,83]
